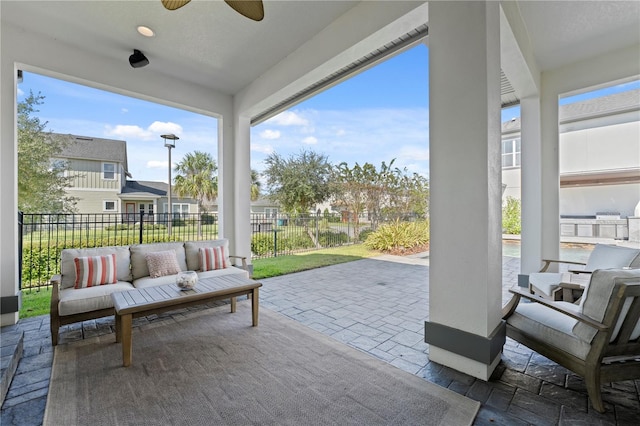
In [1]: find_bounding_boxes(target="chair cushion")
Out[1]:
[185,239,230,271]
[130,242,187,280]
[507,302,590,360]
[573,269,640,343]
[60,246,132,289]
[529,272,564,296]
[197,266,250,281]
[58,282,135,316]
[584,244,640,272]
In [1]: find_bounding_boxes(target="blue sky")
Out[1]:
[17,43,639,184]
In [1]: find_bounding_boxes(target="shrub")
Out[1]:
[318,231,348,247]
[358,228,374,242]
[251,233,274,256]
[364,220,429,252]
[502,196,521,235]
[201,213,216,225]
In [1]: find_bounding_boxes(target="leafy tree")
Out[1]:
[18,91,77,213]
[174,151,218,235]
[251,169,261,201]
[502,196,521,234]
[332,162,379,240]
[263,150,333,215]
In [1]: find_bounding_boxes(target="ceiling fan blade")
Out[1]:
[162,0,191,11]
[225,0,264,21]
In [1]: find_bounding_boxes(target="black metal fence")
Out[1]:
[19,211,371,291]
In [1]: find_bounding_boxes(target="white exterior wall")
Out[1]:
[503,116,640,217]
[561,121,640,174]
[561,184,640,218]
[502,168,521,200]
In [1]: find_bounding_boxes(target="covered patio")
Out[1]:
[3,253,639,424]
[1,0,640,423]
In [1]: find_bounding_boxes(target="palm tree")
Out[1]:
[174,151,218,236]
[251,169,262,202]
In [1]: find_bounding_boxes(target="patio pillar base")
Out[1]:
[425,320,505,381]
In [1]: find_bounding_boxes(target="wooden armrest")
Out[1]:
[229,255,248,270]
[539,258,587,272]
[501,293,521,319]
[508,287,608,331]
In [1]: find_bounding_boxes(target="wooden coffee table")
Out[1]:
[112,274,261,367]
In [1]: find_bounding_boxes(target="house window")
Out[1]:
[103,200,116,212]
[265,208,278,218]
[502,139,521,168]
[49,158,66,176]
[102,162,116,180]
[164,203,189,218]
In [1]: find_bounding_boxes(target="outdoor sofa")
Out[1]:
[50,238,249,345]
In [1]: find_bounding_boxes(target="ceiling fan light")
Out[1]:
[137,25,155,37]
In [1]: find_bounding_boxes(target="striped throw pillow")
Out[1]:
[74,254,117,289]
[199,246,229,271]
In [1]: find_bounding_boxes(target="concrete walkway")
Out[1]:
[2,253,639,425]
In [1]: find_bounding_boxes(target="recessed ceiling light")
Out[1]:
[137,26,155,37]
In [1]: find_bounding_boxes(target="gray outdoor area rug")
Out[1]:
[44,303,479,425]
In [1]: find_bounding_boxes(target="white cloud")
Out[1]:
[17,87,24,97]
[106,124,151,140]
[251,143,274,154]
[336,129,346,136]
[266,110,309,126]
[121,108,128,114]
[260,129,281,140]
[147,160,168,169]
[106,121,183,141]
[302,136,318,145]
[148,121,183,137]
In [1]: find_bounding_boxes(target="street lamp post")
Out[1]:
[161,134,179,237]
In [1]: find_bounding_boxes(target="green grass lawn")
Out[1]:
[19,244,380,319]
[252,244,379,279]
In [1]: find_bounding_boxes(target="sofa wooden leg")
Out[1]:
[585,370,605,413]
[51,324,59,346]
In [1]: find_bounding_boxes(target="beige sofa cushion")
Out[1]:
[185,239,230,271]
[133,265,249,289]
[507,301,590,360]
[130,242,187,280]
[58,282,135,316]
[60,246,132,289]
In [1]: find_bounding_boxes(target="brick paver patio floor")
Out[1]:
[2,253,639,425]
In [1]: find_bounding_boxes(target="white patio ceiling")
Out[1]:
[2,1,639,120]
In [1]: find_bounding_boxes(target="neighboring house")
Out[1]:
[501,89,640,238]
[54,134,197,219]
[205,196,280,218]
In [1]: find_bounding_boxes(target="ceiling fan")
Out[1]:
[161,0,264,21]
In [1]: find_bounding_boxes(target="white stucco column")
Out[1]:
[0,18,21,326]
[425,1,504,380]
[234,115,252,269]
[540,79,561,265]
[218,116,235,250]
[520,96,544,273]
